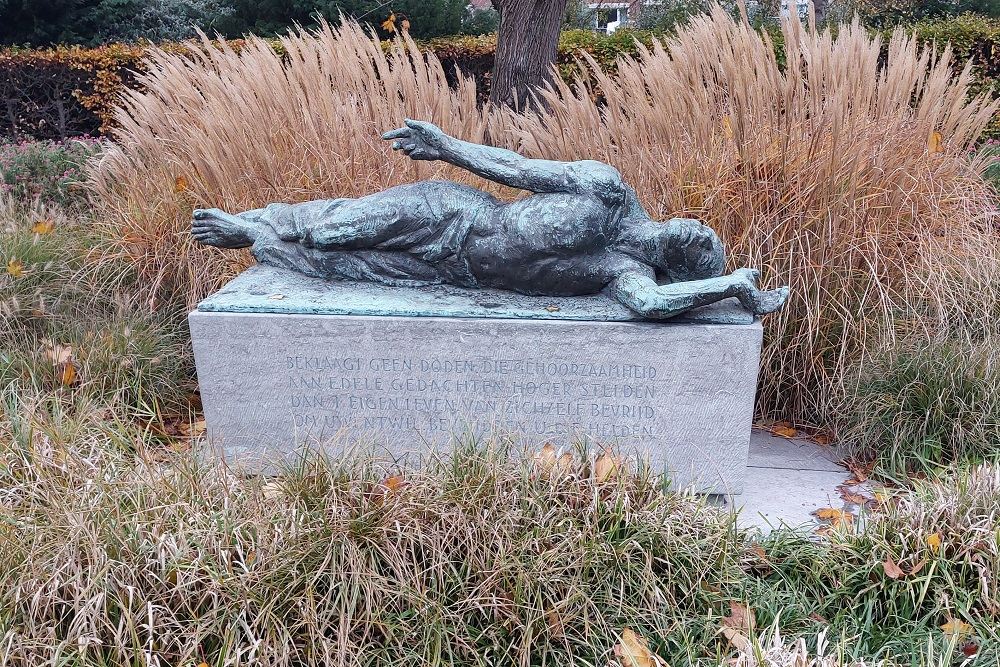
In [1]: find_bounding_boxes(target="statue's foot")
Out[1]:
[191,208,259,249]
[751,286,790,316]
[731,269,789,316]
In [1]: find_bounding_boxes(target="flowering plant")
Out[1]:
[0,137,103,205]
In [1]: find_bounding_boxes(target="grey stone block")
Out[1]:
[190,308,762,493]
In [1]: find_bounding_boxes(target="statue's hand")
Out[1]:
[382,119,446,161]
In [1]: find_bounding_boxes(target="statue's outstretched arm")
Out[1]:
[383,119,627,204]
[612,269,789,319]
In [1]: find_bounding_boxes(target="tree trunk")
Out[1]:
[812,0,830,24]
[489,0,570,110]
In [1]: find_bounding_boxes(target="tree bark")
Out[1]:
[812,0,830,24]
[489,0,570,110]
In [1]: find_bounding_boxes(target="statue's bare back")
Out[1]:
[191,120,788,319]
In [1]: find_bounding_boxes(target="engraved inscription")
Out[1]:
[283,355,659,439]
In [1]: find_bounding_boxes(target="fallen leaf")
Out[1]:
[928,130,943,153]
[809,612,829,624]
[382,474,405,492]
[198,662,209,667]
[544,305,561,312]
[770,422,798,438]
[179,418,207,437]
[60,359,77,386]
[926,532,942,552]
[533,443,557,472]
[555,451,573,474]
[940,618,972,640]
[910,559,927,576]
[750,544,767,559]
[812,432,833,446]
[381,13,396,32]
[722,601,754,633]
[6,258,24,278]
[814,507,853,528]
[546,609,564,638]
[45,343,74,364]
[594,452,622,482]
[174,175,189,192]
[720,626,751,653]
[839,487,868,505]
[613,628,667,667]
[31,219,54,235]
[883,556,904,580]
[400,18,411,32]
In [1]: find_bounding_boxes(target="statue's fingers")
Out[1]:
[382,128,411,140]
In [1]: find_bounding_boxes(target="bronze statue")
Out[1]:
[191,120,788,319]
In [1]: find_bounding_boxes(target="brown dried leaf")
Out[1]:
[883,556,904,580]
[722,601,754,633]
[174,175,189,192]
[909,559,927,576]
[545,304,561,312]
[594,452,622,482]
[720,626,751,653]
[60,360,77,386]
[533,443,557,472]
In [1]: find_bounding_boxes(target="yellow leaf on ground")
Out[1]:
[614,627,668,667]
[927,532,942,552]
[382,474,405,491]
[883,556,904,580]
[814,507,853,528]
[60,360,77,386]
[174,175,189,192]
[941,618,973,640]
[381,13,396,32]
[32,219,55,235]
[928,130,943,153]
[6,258,24,278]
[770,422,797,438]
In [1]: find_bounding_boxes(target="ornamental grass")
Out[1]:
[90,8,1000,423]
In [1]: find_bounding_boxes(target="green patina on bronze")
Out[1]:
[191,120,788,321]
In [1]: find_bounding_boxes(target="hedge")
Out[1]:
[2,17,998,142]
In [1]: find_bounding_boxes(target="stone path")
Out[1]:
[714,429,873,534]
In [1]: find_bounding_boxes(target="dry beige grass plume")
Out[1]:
[91,8,1000,422]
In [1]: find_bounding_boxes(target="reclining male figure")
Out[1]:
[191,120,789,319]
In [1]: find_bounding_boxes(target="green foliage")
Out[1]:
[0,137,102,205]
[835,338,1000,475]
[0,141,193,419]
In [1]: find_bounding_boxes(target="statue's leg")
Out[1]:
[298,182,495,251]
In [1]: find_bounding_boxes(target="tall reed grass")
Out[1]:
[90,8,1000,422]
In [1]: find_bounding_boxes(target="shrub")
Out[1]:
[834,338,1000,474]
[0,137,102,205]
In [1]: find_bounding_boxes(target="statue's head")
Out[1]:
[647,218,725,282]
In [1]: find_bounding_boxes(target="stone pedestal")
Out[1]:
[190,266,763,493]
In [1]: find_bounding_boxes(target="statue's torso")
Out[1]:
[464,192,624,296]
